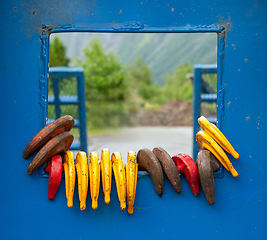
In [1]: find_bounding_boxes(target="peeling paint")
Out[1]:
[39,75,46,107]
[40,34,48,59]
[113,21,145,31]
[187,23,224,32]
[217,31,226,122]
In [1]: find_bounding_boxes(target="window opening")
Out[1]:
[48,32,217,164]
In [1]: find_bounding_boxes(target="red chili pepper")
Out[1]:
[45,155,63,200]
[172,153,199,196]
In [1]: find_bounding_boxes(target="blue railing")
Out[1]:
[193,64,217,161]
[48,67,88,153]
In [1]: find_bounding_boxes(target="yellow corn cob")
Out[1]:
[100,149,112,204]
[112,152,127,211]
[126,151,138,215]
[63,151,75,208]
[89,152,100,210]
[75,151,88,211]
[198,116,239,159]
[196,130,238,177]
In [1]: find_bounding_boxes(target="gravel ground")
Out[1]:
[87,126,193,163]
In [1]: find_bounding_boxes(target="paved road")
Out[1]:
[87,126,193,163]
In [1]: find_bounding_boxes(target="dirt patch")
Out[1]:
[130,99,193,126]
[130,99,216,126]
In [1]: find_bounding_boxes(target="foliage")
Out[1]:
[48,36,71,96]
[55,33,217,85]
[125,56,166,105]
[125,59,194,106]
[48,36,74,121]
[163,63,193,101]
[49,36,70,67]
[78,37,129,130]
[48,36,197,132]
[125,56,152,101]
[126,56,152,89]
[202,73,217,93]
[80,37,127,102]
[117,33,217,85]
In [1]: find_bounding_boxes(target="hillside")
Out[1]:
[50,32,217,85]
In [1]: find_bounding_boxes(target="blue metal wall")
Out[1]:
[1,1,267,239]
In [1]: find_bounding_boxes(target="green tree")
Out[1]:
[79,37,128,130]
[49,36,70,67]
[164,63,193,101]
[126,56,153,100]
[81,37,126,102]
[48,36,71,95]
[127,56,152,86]
[48,37,74,121]
[48,36,71,94]
[125,56,167,105]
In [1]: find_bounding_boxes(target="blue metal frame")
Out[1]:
[48,67,88,152]
[1,1,267,239]
[193,64,224,179]
[193,64,217,161]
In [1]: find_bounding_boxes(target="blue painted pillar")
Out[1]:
[51,77,61,119]
[77,71,88,152]
[193,67,202,160]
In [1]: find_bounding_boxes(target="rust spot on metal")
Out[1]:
[153,147,181,194]
[33,10,35,15]
[246,116,250,120]
[217,13,232,33]
[23,115,74,159]
[41,25,55,35]
[196,150,220,205]
[137,148,164,197]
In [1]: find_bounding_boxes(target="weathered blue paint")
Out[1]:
[1,1,267,239]
[48,67,88,152]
